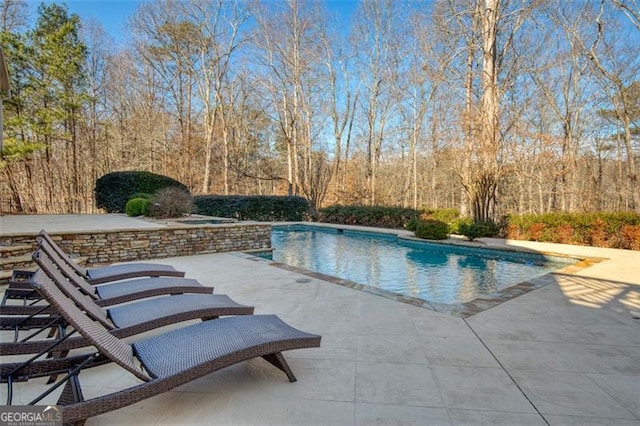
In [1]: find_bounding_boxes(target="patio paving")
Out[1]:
[0,213,164,234]
[1,216,639,425]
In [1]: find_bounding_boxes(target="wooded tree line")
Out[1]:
[1,0,639,219]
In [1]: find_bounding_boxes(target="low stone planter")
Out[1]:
[1,222,271,267]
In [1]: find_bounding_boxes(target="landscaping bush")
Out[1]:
[555,223,575,244]
[125,198,151,217]
[405,217,420,231]
[193,195,310,221]
[414,219,449,240]
[621,225,640,250]
[505,212,640,249]
[95,171,190,213]
[421,208,460,224]
[458,221,499,241]
[417,208,462,233]
[148,187,193,219]
[319,205,419,229]
[128,192,153,200]
[450,217,472,235]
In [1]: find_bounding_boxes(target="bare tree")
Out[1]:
[319,18,360,198]
[396,6,454,209]
[251,0,326,198]
[556,1,640,210]
[1,0,26,32]
[613,0,640,31]
[130,0,247,195]
[351,0,402,205]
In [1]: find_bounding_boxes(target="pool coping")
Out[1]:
[241,223,606,318]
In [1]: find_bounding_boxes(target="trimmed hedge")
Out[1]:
[506,212,640,249]
[125,198,151,217]
[421,208,460,224]
[458,221,499,241]
[319,205,420,229]
[193,195,310,221]
[95,171,190,213]
[414,219,449,240]
[129,192,153,200]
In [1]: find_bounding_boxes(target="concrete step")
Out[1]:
[0,269,13,286]
[0,254,88,271]
[0,265,36,286]
[0,254,87,286]
[0,236,37,246]
[0,254,35,272]
[0,244,34,258]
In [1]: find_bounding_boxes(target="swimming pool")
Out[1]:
[271,225,575,305]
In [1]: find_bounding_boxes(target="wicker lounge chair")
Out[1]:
[8,228,186,293]
[39,229,185,284]
[1,253,255,356]
[1,269,321,425]
[3,243,214,311]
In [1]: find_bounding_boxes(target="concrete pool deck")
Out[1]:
[1,215,639,425]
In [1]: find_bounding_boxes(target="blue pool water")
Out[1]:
[271,226,573,304]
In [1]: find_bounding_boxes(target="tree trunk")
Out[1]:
[473,0,500,222]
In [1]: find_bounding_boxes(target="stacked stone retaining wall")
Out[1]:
[1,223,271,266]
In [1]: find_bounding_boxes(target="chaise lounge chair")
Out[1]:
[7,228,187,293]
[1,252,255,356]
[1,268,321,425]
[3,242,214,312]
[38,229,185,284]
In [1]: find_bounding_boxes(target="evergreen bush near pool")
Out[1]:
[128,192,153,200]
[319,205,419,228]
[125,198,151,217]
[405,217,420,231]
[193,195,310,221]
[449,217,472,235]
[414,219,449,240]
[95,171,190,213]
[458,221,499,241]
[422,208,460,224]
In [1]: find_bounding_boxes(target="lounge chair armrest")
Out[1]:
[10,270,35,284]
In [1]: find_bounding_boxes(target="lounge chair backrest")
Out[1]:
[37,237,98,299]
[32,250,111,327]
[38,230,88,276]
[30,266,151,382]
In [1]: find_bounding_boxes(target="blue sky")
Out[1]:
[29,0,360,42]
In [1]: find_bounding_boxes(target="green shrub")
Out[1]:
[405,217,420,231]
[193,195,310,221]
[450,217,472,235]
[319,205,419,229]
[458,221,499,241]
[95,171,190,213]
[417,208,461,233]
[422,208,460,224]
[125,198,151,217]
[129,192,153,200]
[414,219,449,240]
[148,187,193,219]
